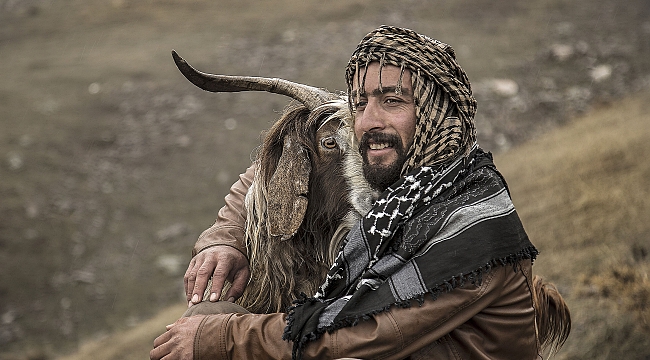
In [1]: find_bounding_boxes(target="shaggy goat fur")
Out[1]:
[239,100,361,313]
[532,275,572,356]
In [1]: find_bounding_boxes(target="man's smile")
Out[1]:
[368,142,392,150]
[362,134,401,165]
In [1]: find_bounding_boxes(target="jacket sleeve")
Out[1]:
[192,164,256,258]
[193,261,534,360]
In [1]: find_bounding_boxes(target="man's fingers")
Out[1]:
[150,318,188,360]
[207,257,232,301]
[150,340,171,360]
[151,316,201,360]
[150,342,170,360]
[184,257,198,301]
[185,269,198,302]
[185,246,250,304]
[191,262,219,304]
[224,266,250,302]
[152,328,172,348]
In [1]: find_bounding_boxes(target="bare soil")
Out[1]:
[0,0,649,359]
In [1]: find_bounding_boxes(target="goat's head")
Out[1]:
[173,51,362,311]
[172,50,351,240]
[257,101,353,241]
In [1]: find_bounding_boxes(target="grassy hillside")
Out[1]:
[497,91,650,358]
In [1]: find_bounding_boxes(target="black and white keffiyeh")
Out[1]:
[283,148,538,359]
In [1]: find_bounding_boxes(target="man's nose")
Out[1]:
[356,100,384,133]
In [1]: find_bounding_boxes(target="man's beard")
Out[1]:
[359,132,409,191]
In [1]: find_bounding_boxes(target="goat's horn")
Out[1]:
[172,50,335,110]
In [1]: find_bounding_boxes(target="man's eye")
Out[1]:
[354,101,367,109]
[385,98,401,105]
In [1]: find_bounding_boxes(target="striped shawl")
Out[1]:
[283,148,537,359]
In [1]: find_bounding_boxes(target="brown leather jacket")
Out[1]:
[192,165,541,360]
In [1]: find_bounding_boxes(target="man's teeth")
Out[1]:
[369,143,390,150]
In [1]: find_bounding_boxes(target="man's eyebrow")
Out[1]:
[350,86,412,98]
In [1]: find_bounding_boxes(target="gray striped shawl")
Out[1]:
[284,149,537,359]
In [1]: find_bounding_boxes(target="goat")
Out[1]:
[173,50,373,314]
[172,50,570,352]
[242,102,366,313]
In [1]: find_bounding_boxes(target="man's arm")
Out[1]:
[155,262,534,360]
[184,164,255,305]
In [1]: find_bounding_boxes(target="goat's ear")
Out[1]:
[267,134,311,239]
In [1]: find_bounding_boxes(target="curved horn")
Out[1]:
[172,50,336,110]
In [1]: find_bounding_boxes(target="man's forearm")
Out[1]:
[192,265,515,360]
[193,164,255,258]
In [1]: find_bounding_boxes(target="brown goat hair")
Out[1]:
[532,275,571,356]
[239,100,357,314]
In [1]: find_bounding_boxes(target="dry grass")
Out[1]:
[496,91,650,358]
[55,303,186,360]
[587,264,650,328]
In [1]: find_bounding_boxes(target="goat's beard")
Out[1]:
[359,132,408,191]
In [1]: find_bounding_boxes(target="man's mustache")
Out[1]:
[359,132,403,156]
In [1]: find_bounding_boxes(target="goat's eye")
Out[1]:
[321,137,337,149]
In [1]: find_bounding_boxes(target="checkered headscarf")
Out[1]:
[346,25,477,172]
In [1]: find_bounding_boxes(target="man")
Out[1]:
[151,25,540,359]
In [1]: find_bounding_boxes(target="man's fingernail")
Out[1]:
[227,297,235,302]
[191,294,199,303]
[210,293,218,302]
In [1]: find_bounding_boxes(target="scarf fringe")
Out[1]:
[285,246,538,359]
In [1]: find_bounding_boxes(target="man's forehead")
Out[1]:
[352,63,411,84]
[350,86,413,98]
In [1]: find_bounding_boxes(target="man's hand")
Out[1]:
[150,315,204,360]
[184,245,250,306]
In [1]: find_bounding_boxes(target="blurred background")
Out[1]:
[1,0,649,359]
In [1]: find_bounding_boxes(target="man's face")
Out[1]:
[351,62,417,190]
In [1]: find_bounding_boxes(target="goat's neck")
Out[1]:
[325,140,379,262]
[344,140,379,216]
